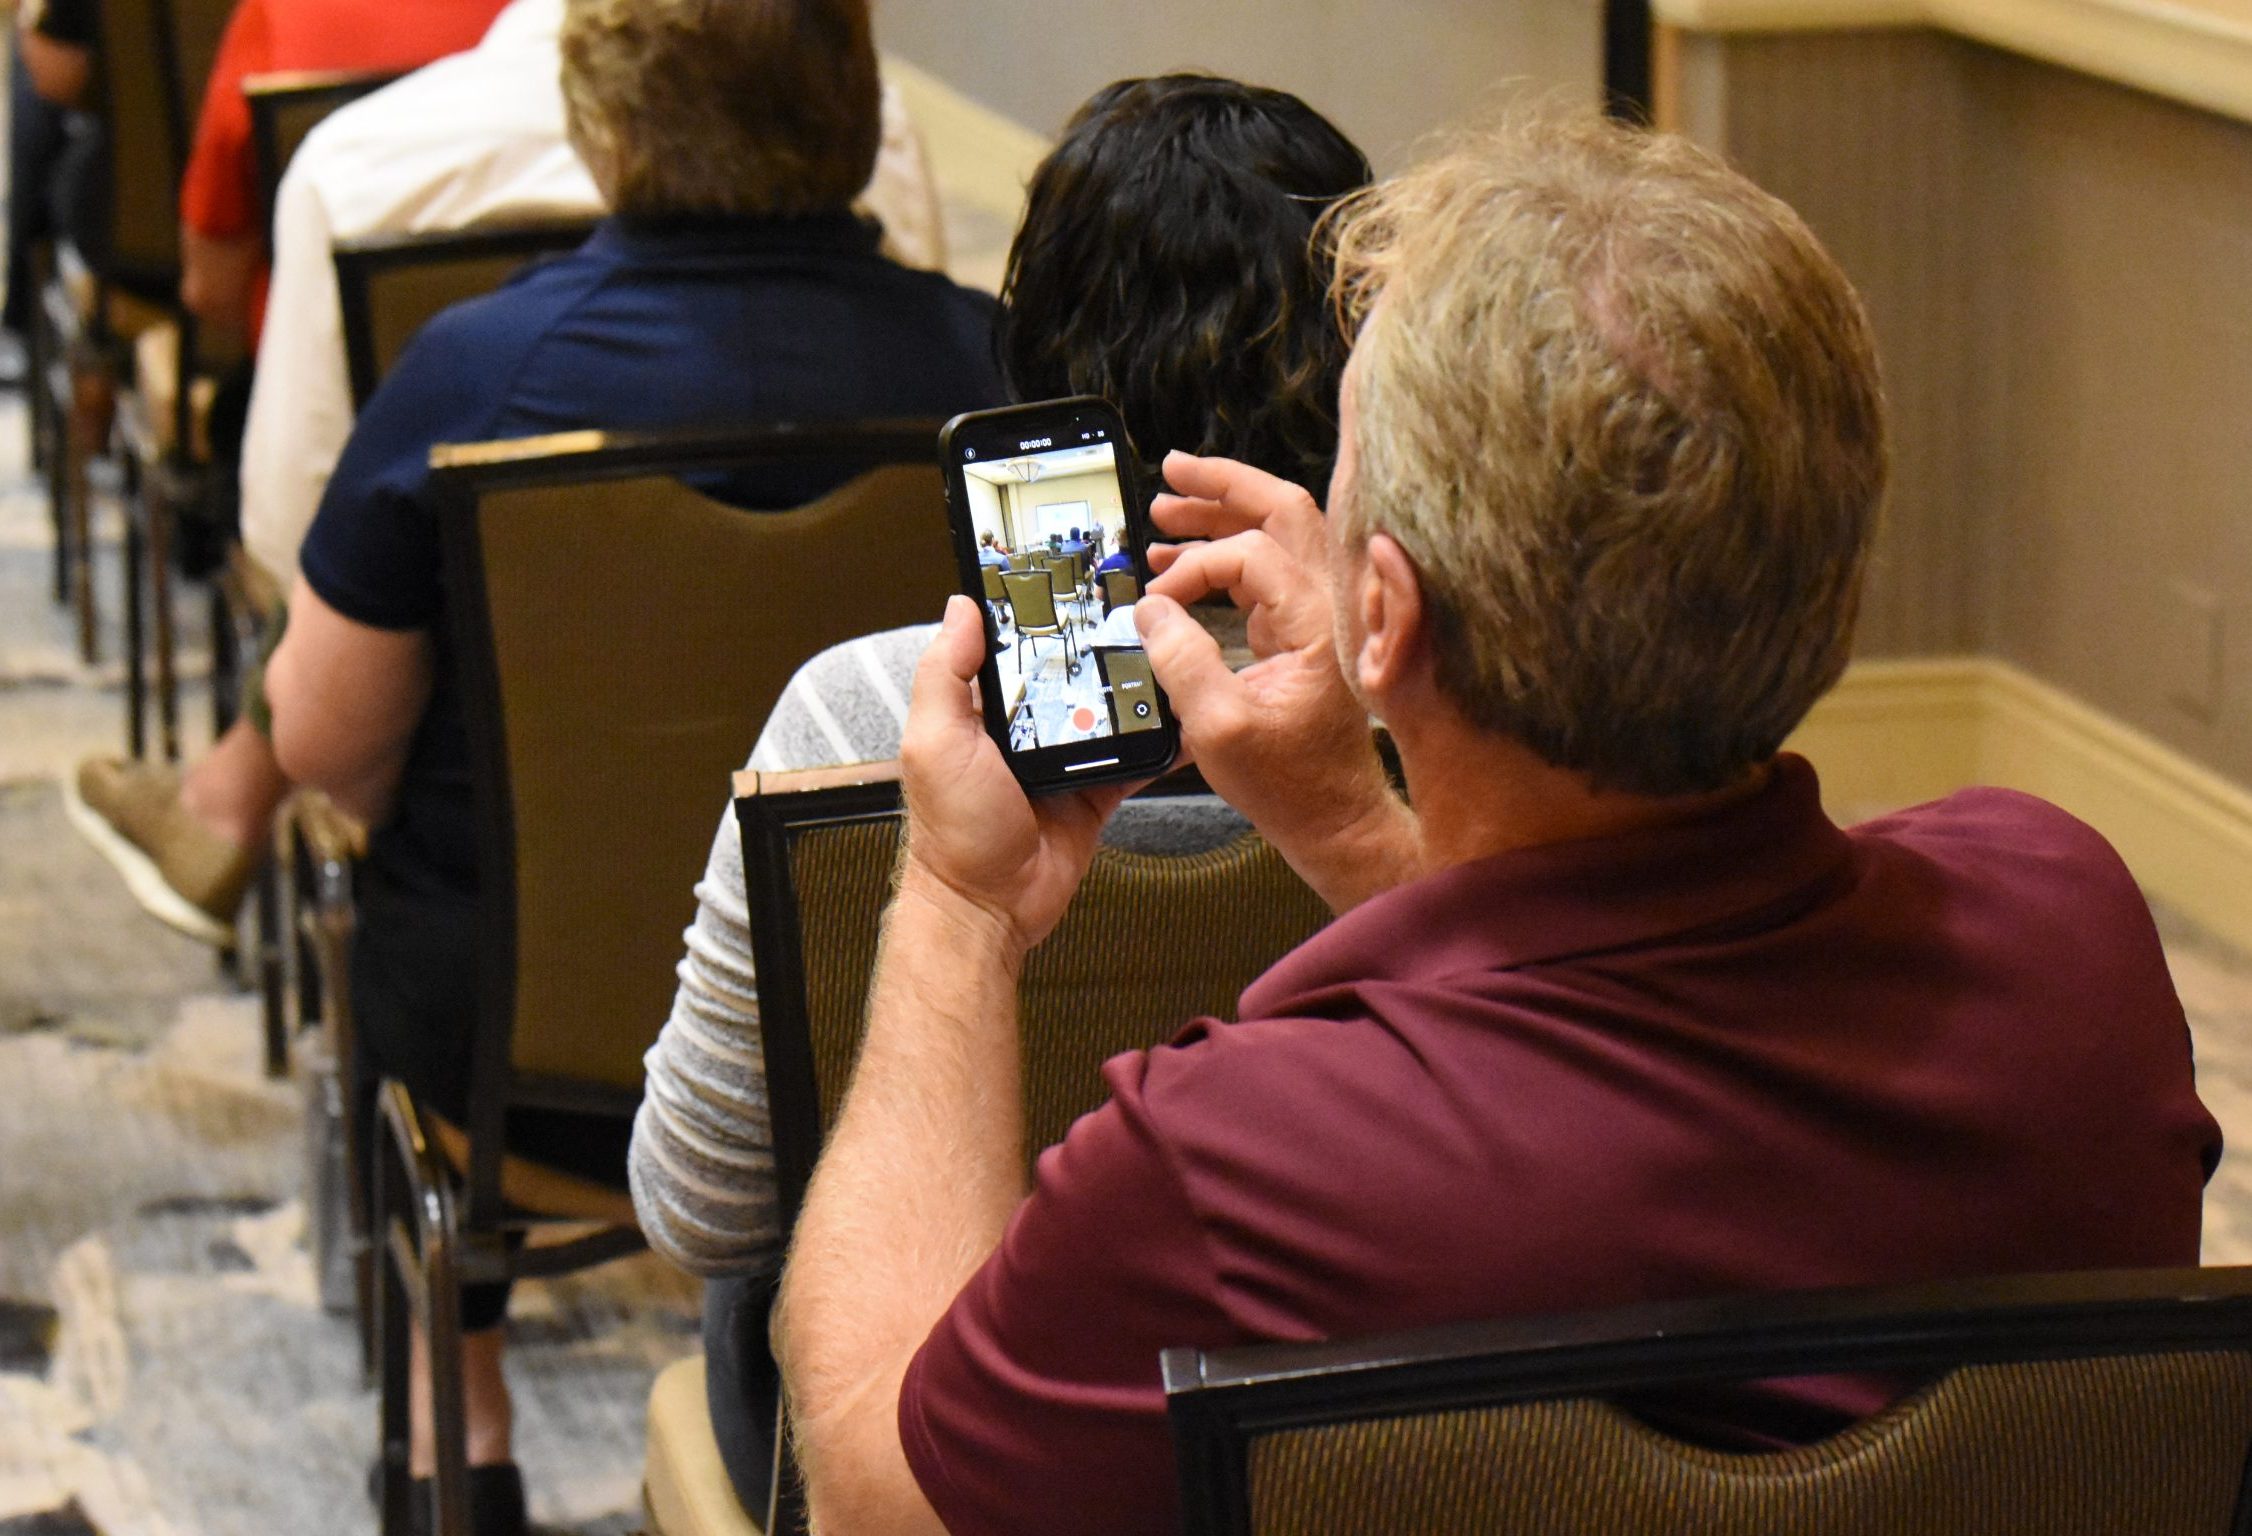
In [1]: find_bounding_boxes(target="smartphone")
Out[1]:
[938,398,1179,793]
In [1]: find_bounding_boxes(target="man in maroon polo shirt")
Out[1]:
[773,109,2221,1534]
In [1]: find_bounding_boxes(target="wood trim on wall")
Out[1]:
[1792,658,2252,955]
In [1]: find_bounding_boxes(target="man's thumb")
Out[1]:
[1135,596,1235,717]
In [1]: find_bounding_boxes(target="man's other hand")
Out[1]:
[897,596,1130,954]
[1139,452,1416,912]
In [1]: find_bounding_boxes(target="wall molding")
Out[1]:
[1654,0,2252,128]
[1790,657,2252,954]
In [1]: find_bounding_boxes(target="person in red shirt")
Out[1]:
[178,0,507,341]
[771,107,2221,1535]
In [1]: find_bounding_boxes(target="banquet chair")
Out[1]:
[1044,551,1084,630]
[980,561,1010,628]
[333,221,599,410]
[40,0,229,706]
[1092,645,1162,735]
[1003,566,1073,674]
[361,420,957,1536]
[1101,566,1140,614]
[716,760,1332,1535]
[244,69,400,228]
[1165,1264,2252,1536]
[251,218,600,1070]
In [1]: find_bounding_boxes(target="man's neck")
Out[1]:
[1392,713,1772,876]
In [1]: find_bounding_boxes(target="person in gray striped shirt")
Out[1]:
[625,72,1371,1513]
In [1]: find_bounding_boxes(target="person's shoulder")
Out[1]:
[1118,1011,1406,1151]
[1858,786,2128,877]
[393,238,602,364]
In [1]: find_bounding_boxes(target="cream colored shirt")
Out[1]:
[237,0,948,582]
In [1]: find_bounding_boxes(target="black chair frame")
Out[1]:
[334,222,599,411]
[1163,1264,2252,1536]
[245,68,401,231]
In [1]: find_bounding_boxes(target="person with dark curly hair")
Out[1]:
[626,73,1369,1516]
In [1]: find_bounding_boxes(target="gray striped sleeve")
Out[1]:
[628,619,1244,1275]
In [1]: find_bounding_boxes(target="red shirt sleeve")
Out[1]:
[898,1044,1237,1536]
[178,0,269,239]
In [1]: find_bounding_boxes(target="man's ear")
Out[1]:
[1354,533,1428,700]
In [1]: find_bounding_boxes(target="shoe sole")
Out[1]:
[59,769,239,949]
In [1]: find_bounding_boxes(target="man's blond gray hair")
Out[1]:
[1329,109,1887,796]
[560,0,880,219]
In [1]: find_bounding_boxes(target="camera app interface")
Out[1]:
[959,436,1164,753]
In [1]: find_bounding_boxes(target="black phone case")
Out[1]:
[937,399,1179,794]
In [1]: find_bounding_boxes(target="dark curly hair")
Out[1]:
[996,75,1371,498]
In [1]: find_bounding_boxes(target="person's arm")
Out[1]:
[1136,451,1420,912]
[627,795,780,1277]
[19,30,91,106]
[176,0,266,335]
[774,598,1130,1535]
[179,228,263,336]
[263,577,433,825]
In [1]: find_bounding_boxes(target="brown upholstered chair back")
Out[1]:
[736,766,1332,1224]
[91,0,224,291]
[430,423,954,1226]
[1101,567,1140,611]
[1165,1267,2252,1536]
[1045,556,1077,602]
[1093,646,1162,735]
[244,70,400,228]
[335,222,599,409]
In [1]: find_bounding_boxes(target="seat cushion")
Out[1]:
[645,1355,765,1536]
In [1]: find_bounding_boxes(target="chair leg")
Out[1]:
[256,857,287,1078]
[122,479,146,760]
[65,424,95,664]
[149,475,180,762]
[375,1110,415,1536]
[66,364,109,665]
[209,584,240,737]
[426,1236,471,1536]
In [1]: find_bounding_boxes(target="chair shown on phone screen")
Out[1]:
[981,563,1010,631]
[1092,645,1162,735]
[1100,567,1140,615]
[1044,554,1085,630]
[1003,567,1074,675]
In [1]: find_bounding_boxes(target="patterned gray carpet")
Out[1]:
[0,413,697,1536]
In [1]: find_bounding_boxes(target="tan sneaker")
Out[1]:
[62,757,258,947]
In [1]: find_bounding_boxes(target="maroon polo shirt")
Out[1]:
[898,756,2220,1535]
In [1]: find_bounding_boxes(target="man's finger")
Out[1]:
[1154,452,1326,554]
[1145,542,1191,576]
[1145,530,1308,617]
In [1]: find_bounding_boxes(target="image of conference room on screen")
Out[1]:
[963,441,1160,751]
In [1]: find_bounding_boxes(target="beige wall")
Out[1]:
[1012,468,1126,546]
[1670,28,2252,789]
[873,0,1603,171]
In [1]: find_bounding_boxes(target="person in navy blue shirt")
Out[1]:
[263,0,1000,1528]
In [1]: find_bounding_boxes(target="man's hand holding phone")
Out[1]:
[898,596,1134,958]
[1136,452,1418,913]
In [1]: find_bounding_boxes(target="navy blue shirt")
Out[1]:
[298,212,1005,897]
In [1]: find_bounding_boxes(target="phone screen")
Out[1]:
[941,400,1178,791]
